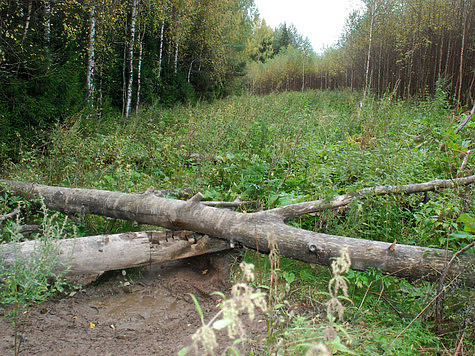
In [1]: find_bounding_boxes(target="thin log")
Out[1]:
[266,175,475,220]
[0,230,230,275]
[1,178,473,284]
[0,208,20,222]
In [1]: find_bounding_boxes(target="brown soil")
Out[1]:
[0,252,267,355]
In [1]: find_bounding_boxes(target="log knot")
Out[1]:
[308,242,328,261]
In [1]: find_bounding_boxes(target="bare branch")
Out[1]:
[0,207,20,222]
[266,175,475,220]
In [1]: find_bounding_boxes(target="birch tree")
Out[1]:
[125,0,139,118]
[86,2,96,111]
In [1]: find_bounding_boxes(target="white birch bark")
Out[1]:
[158,19,165,79]
[87,3,96,110]
[174,40,179,75]
[21,0,33,45]
[44,0,51,45]
[135,26,145,114]
[125,0,139,118]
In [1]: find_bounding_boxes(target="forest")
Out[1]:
[0,0,474,355]
[1,0,473,160]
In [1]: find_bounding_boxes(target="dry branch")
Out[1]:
[0,230,229,275]
[1,178,474,284]
[0,207,20,222]
[454,104,475,134]
[266,175,475,220]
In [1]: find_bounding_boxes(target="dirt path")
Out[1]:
[0,252,266,355]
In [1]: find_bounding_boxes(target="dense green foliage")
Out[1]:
[1,89,474,353]
[1,0,473,353]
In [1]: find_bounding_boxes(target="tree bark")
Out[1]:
[158,18,165,79]
[0,230,229,275]
[135,25,145,114]
[1,178,474,284]
[125,0,138,118]
[44,0,51,46]
[21,0,33,45]
[87,3,96,111]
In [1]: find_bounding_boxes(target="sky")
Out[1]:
[253,0,365,53]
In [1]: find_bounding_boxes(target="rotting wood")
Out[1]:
[0,178,473,284]
[0,230,230,275]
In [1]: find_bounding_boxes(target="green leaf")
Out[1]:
[178,346,189,356]
[226,346,240,355]
[457,213,475,233]
[212,318,233,330]
[188,293,204,322]
[449,231,474,241]
[283,271,296,284]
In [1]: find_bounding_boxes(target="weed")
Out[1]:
[180,262,266,355]
[0,200,72,355]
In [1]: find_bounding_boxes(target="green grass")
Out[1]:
[1,89,474,354]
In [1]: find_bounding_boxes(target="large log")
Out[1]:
[1,178,474,284]
[0,230,230,275]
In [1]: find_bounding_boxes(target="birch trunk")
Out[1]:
[174,40,179,75]
[87,4,96,110]
[44,0,51,46]
[125,0,138,118]
[1,177,473,284]
[158,19,165,79]
[135,26,145,114]
[21,0,32,45]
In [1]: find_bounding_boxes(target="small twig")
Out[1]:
[435,241,474,333]
[415,140,429,149]
[0,207,20,222]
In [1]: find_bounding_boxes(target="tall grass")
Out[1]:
[2,89,473,353]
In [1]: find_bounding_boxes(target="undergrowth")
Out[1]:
[1,89,474,354]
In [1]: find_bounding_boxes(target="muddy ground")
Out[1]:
[0,252,267,355]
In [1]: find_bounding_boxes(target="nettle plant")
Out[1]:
[0,200,72,356]
[180,262,267,356]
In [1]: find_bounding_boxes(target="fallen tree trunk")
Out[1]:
[0,230,229,275]
[1,178,473,284]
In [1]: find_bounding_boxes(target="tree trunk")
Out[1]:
[1,177,473,284]
[0,230,229,275]
[21,0,33,45]
[158,19,165,79]
[187,59,195,83]
[44,0,51,46]
[87,3,96,111]
[174,40,179,75]
[125,0,138,118]
[135,25,145,114]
